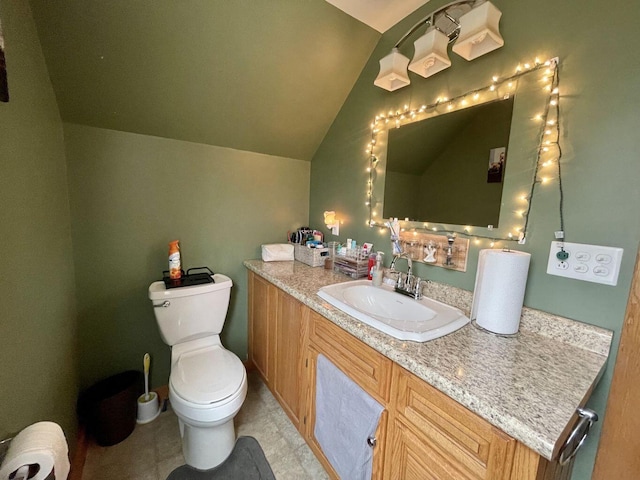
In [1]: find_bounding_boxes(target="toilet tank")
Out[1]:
[148,274,232,346]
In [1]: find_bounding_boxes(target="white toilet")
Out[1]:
[148,273,247,470]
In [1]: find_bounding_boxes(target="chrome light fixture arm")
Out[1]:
[394,0,476,49]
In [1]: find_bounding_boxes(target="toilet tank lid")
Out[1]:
[148,273,232,300]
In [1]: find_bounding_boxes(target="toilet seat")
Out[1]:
[171,344,245,405]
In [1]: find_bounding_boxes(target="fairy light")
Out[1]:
[365,56,563,243]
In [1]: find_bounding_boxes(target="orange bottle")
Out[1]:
[168,240,181,279]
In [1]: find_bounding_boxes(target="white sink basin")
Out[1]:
[317,280,469,342]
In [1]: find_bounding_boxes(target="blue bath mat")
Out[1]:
[166,436,275,480]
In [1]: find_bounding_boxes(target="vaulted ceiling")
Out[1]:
[29,1,382,160]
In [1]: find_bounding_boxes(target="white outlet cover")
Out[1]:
[546,241,623,286]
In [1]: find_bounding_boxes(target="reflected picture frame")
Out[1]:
[487,147,506,183]
[1,17,8,103]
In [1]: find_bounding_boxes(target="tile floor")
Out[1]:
[81,372,328,479]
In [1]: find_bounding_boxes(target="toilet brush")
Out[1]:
[137,353,160,424]
[143,353,150,401]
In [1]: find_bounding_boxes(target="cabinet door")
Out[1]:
[303,345,388,480]
[304,311,391,479]
[273,290,307,427]
[387,364,516,480]
[248,271,277,383]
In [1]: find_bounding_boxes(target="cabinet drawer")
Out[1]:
[391,365,515,480]
[309,310,392,403]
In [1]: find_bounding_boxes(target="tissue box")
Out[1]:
[294,244,328,267]
[261,243,295,262]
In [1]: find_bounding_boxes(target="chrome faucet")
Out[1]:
[390,252,423,300]
[390,251,412,276]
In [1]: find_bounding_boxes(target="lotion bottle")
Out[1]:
[367,253,377,280]
[372,252,384,286]
[168,240,181,279]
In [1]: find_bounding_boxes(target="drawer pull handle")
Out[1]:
[367,436,377,448]
[558,407,598,465]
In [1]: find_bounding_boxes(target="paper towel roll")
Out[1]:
[471,249,531,335]
[0,422,69,480]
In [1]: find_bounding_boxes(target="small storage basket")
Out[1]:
[294,244,328,267]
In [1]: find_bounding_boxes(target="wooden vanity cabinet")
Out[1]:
[247,272,575,480]
[248,272,277,383]
[273,288,307,426]
[247,271,307,429]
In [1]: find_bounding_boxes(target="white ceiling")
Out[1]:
[326,0,432,32]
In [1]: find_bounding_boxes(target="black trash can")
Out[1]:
[78,370,143,446]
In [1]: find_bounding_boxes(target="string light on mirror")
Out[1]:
[366,56,564,247]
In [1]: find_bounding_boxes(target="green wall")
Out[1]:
[0,0,78,446]
[63,124,310,390]
[29,0,380,161]
[310,1,640,478]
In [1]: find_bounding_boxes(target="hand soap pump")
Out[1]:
[373,252,384,286]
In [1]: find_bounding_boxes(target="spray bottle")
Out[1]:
[168,240,181,279]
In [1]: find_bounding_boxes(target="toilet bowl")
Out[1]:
[149,273,247,470]
[169,337,247,469]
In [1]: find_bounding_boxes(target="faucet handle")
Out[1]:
[414,277,423,299]
[405,272,414,289]
[396,273,405,288]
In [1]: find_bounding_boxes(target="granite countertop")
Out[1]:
[243,259,612,461]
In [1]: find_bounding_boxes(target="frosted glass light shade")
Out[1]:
[452,1,504,61]
[374,48,410,91]
[408,27,452,78]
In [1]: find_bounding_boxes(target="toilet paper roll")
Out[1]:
[0,422,70,480]
[471,249,531,335]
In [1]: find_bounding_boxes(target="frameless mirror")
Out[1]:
[383,96,514,227]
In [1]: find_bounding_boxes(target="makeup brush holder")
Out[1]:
[136,391,161,424]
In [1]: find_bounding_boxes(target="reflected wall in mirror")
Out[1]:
[383,96,515,227]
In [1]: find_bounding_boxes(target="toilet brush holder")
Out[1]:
[136,391,161,424]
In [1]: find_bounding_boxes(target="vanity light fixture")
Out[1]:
[374,0,504,91]
[323,211,340,236]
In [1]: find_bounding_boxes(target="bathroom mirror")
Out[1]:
[370,67,550,239]
[383,96,515,227]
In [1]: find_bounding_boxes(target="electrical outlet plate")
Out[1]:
[546,241,624,286]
